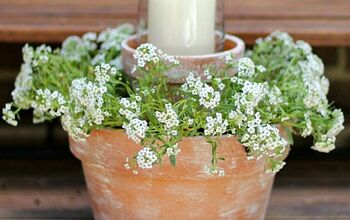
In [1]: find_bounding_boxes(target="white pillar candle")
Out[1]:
[148,0,216,56]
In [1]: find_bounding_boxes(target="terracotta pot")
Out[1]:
[121,34,245,84]
[70,129,276,220]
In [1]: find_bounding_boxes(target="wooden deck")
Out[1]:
[1,0,350,46]
[0,1,349,219]
[0,153,349,220]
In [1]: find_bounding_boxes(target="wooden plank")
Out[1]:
[0,0,349,45]
[226,0,350,18]
[226,18,350,46]
[0,159,349,219]
[266,159,350,219]
[0,160,92,219]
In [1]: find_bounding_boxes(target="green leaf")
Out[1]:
[169,155,176,166]
[282,125,294,145]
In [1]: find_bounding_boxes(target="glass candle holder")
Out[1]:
[137,0,225,56]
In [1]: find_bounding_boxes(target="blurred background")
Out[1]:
[0,0,349,219]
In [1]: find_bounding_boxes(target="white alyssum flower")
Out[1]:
[204,113,228,136]
[82,32,97,42]
[255,37,264,44]
[266,161,286,173]
[11,45,34,109]
[228,109,247,129]
[256,65,267,73]
[32,89,67,123]
[203,69,212,80]
[119,98,140,120]
[268,31,294,45]
[61,36,89,62]
[32,44,51,67]
[98,23,134,51]
[296,40,312,54]
[166,143,181,156]
[156,103,179,134]
[137,147,158,169]
[94,63,117,85]
[225,52,235,64]
[199,84,221,109]
[181,72,203,95]
[182,73,221,109]
[204,165,226,177]
[267,86,284,105]
[241,118,288,173]
[300,54,328,113]
[301,112,313,137]
[311,135,336,153]
[62,64,116,138]
[91,53,105,66]
[233,80,268,115]
[327,109,345,137]
[237,57,255,78]
[134,43,179,68]
[61,113,89,142]
[2,103,17,126]
[218,83,225,90]
[187,118,194,125]
[69,78,108,125]
[122,118,148,144]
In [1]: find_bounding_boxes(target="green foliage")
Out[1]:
[2,27,344,176]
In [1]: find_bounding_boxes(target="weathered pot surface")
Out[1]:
[70,129,275,220]
[121,34,245,84]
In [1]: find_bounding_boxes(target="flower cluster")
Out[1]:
[94,64,117,85]
[205,165,226,177]
[327,109,345,137]
[61,78,108,140]
[122,118,148,144]
[232,78,268,115]
[32,89,67,123]
[166,143,181,156]
[237,57,255,78]
[311,135,336,153]
[2,103,17,126]
[61,24,134,69]
[61,63,119,140]
[11,45,34,109]
[156,103,179,135]
[119,98,140,120]
[259,31,294,45]
[204,113,228,136]
[61,35,92,62]
[301,112,313,137]
[300,56,329,115]
[241,119,288,172]
[311,109,345,153]
[182,73,221,109]
[250,31,345,156]
[134,43,179,68]
[136,147,158,169]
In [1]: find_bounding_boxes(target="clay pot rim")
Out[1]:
[86,124,286,144]
[89,128,239,140]
[121,33,245,59]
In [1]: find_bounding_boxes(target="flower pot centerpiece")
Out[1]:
[2,0,345,220]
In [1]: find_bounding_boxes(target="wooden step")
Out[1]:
[0,159,349,219]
